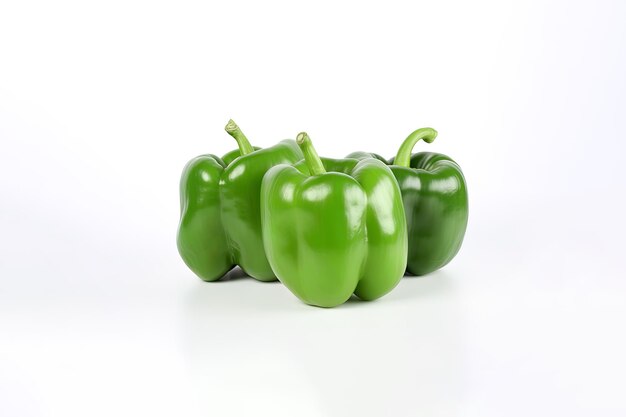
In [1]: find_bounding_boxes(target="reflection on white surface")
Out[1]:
[181,269,463,417]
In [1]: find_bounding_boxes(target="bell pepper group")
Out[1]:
[177,120,468,307]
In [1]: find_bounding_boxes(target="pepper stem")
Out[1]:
[394,127,438,167]
[296,132,326,176]
[225,119,254,156]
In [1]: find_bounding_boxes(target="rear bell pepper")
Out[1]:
[177,120,303,282]
[349,128,468,276]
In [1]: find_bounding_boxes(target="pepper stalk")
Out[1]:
[394,128,438,167]
[225,119,255,156]
[296,132,326,176]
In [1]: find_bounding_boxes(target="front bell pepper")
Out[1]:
[348,128,468,276]
[261,133,407,307]
[177,120,303,282]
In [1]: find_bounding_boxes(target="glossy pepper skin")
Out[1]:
[261,133,407,308]
[177,120,303,282]
[348,128,468,276]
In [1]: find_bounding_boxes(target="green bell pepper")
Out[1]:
[177,120,303,282]
[261,132,408,307]
[348,128,468,276]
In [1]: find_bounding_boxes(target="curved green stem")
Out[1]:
[394,127,438,167]
[225,119,254,155]
[296,132,326,176]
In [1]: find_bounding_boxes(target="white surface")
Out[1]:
[1,1,625,416]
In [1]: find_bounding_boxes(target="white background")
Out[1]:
[1,0,625,416]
